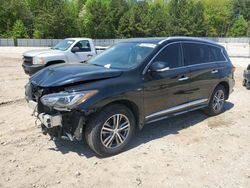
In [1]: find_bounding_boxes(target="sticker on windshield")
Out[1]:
[67,41,74,44]
[104,64,111,68]
[138,43,157,48]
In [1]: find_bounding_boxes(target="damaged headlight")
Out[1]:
[40,90,98,110]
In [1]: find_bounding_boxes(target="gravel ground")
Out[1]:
[0,47,249,188]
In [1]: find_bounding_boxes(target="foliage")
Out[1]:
[11,20,28,39]
[0,0,31,37]
[0,0,249,38]
[202,0,232,37]
[168,0,206,36]
[229,15,248,37]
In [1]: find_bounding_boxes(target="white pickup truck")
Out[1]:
[22,38,107,75]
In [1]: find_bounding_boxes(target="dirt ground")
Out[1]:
[0,47,249,188]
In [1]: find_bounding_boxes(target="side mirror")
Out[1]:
[71,46,80,53]
[149,61,170,72]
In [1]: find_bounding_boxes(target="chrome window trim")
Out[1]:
[181,41,227,63]
[143,41,182,75]
[145,98,208,120]
[143,41,227,75]
[158,37,170,44]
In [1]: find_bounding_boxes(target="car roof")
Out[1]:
[123,36,222,48]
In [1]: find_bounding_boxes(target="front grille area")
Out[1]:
[23,56,33,64]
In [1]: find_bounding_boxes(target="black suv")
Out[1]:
[25,37,235,156]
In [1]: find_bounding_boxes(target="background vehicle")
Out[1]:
[25,37,235,156]
[243,64,250,89]
[22,38,108,76]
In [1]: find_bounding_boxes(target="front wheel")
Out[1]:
[85,104,135,157]
[204,85,226,116]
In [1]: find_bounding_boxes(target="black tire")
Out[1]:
[246,81,250,90]
[243,79,246,87]
[204,85,226,116]
[85,104,136,157]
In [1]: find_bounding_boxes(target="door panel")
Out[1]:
[188,63,220,102]
[182,42,222,106]
[143,43,191,120]
[144,67,191,119]
[70,40,95,63]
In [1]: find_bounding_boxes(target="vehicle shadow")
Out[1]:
[52,102,234,158]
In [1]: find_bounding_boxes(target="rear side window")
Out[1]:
[153,43,182,68]
[183,42,226,66]
[209,46,226,62]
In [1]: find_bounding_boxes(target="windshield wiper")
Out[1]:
[91,63,104,67]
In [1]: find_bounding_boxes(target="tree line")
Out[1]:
[0,0,249,39]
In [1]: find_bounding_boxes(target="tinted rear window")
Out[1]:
[183,43,226,65]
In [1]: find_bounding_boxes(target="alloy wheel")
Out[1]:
[100,114,130,149]
[212,89,225,113]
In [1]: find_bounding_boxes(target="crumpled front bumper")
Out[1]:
[25,82,85,140]
[27,99,62,128]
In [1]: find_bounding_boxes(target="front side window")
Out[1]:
[73,40,91,52]
[183,42,226,65]
[153,43,182,68]
[89,42,156,69]
[52,39,75,51]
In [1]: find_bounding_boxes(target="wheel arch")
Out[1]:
[218,81,230,99]
[100,99,141,130]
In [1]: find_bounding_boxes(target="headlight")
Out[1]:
[40,90,98,110]
[33,56,45,64]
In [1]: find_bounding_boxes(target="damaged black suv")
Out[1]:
[25,37,235,156]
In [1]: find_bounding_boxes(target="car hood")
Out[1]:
[30,64,123,87]
[23,49,64,57]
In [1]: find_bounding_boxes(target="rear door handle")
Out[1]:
[178,76,189,81]
[211,69,218,74]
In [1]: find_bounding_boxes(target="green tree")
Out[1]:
[64,0,82,37]
[0,0,31,37]
[231,0,250,21]
[83,0,111,38]
[117,2,151,38]
[168,0,206,36]
[106,0,128,38]
[11,20,28,39]
[147,2,170,37]
[32,0,74,38]
[229,15,248,37]
[203,0,232,37]
[1,0,250,39]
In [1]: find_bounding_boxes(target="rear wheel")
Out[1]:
[85,104,135,157]
[204,85,226,116]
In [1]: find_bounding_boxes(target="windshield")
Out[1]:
[88,42,156,69]
[52,39,75,51]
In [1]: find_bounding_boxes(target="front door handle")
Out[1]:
[178,76,189,81]
[87,54,93,58]
[211,69,218,74]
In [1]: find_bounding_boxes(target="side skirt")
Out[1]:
[145,105,207,124]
